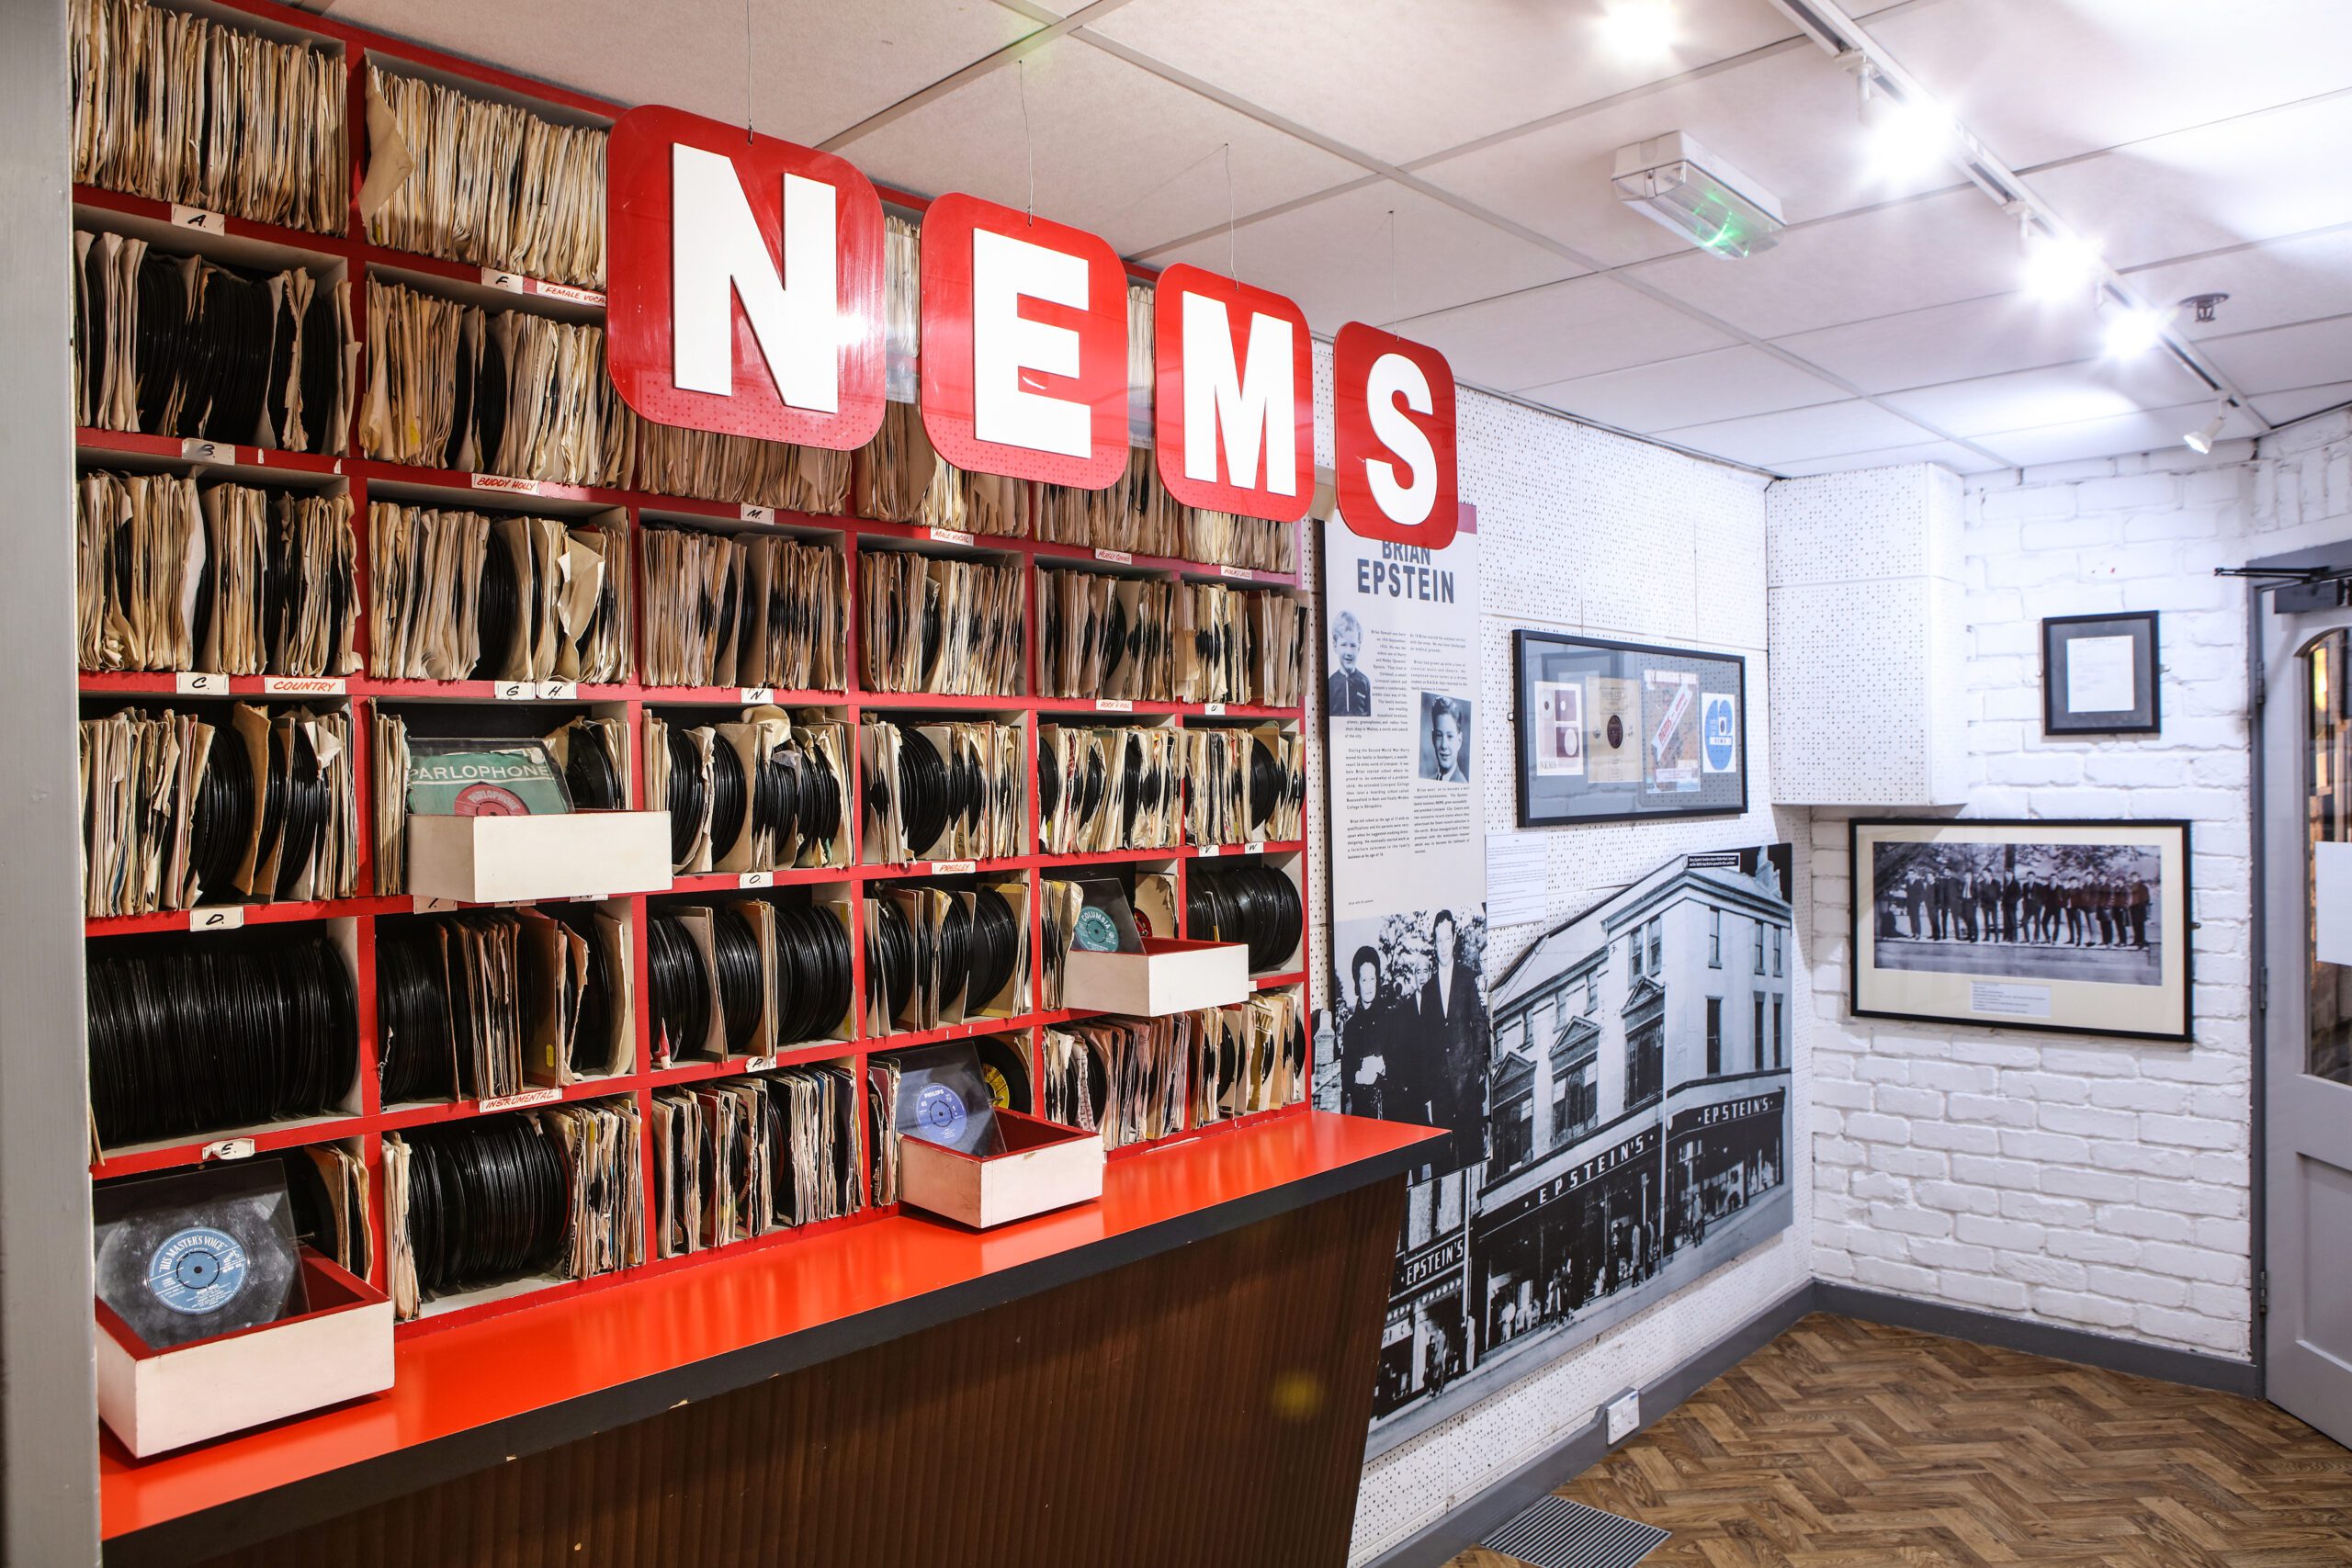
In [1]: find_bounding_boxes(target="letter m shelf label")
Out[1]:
[606,105,888,450]
[1333,322,1459,549]
[1153,264,1312,523]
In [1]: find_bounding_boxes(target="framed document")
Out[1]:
[1511,630,1747,826]
[1849,818,2191,1042]
[2042,612,2159,736]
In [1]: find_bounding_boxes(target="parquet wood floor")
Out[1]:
[1449,1314,2352,1568]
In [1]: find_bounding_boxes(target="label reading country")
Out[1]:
[605,102,1455,509]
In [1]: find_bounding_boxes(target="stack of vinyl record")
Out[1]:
[1035,724,1181,854]
[633,423,851,513]
[638,526,846,691]
[1182,508,1298,575]
[858,717,1023,865]
[856,550,1023,697]
[1044,989,1306,1151]
[1037,568,1178,701]
[1186,862,1305,974]
[863,881,1025,1034]
[74,474,357,677]
[79,702,357,917]
[1182,728,1305,846]
[1190,988,1306,1125]
[380,1099,642,1319]
[366,502,627,683]
[70,0,347,234]
[367,714,627,895]
[375,904,628,1105]
[359,63,606,288]
[72,230,353,454]
[645,899,854,1062]
[1036,877,1084,1010]
[358,277,633,488]
[85,927,356,1148]
[650,714,847,874]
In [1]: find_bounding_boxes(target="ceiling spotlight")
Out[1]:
[2021,229,2100,304]
[1862,89,1954,180]
[2102,304,2167,358]
[2183,406,2228,455]
[1599,0,1676,56]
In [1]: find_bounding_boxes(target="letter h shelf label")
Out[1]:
[919,193,1130,490]
[1332,322,1459,550]
[605,105,888,450]
[1152,264,1312,523]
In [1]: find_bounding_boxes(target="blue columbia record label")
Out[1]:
[914,1082,969,1142]
[146,1225,251,1315]
[1073,905,1119,952]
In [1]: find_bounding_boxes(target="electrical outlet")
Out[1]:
[1605,1390,1641,1443]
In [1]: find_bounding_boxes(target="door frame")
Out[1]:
[2242,540,2352,1401]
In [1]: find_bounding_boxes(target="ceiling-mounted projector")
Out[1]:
[1612,132,1785,259]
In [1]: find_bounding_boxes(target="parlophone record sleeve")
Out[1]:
[405,738,575,816]
[94,1166,306,1351]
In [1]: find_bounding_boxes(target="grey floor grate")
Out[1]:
[1480,1495,1668,1568]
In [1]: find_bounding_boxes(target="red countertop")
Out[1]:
[102,1110,1438,1548]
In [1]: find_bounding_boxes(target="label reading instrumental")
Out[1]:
[479,1088,562,1114]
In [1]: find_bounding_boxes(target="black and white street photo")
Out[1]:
[1869,840,2161,987]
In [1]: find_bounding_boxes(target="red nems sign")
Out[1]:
[606,104,1456,538]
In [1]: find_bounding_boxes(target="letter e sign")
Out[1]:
[1333,322,1458,549]
[920,193,1129,490]
[1152,264,1311,522]
[606,106,887,450]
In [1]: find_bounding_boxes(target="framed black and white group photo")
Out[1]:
[1849,818,2192,1042]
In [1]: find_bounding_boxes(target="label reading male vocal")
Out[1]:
[1968,981,2052,1019]
[927,527,975,547]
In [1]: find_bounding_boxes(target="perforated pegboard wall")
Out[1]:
[1765,465,1967,806]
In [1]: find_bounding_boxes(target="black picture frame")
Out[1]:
[1511,630,1748,827]
[2041,611,2160,736]
[1847,817,2193,1043]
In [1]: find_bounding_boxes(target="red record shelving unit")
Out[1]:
[71,0,1314,1342]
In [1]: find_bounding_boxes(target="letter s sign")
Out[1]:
[1332,322,1458,550]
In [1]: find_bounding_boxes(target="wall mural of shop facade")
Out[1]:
[1359,845,1794,1447]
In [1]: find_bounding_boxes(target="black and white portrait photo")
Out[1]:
[1330,908,1490,1178]
[1869,840,2162,987]
[1328,611,1373,716]
[1419,694,1472,782]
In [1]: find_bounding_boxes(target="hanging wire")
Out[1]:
[744,0,755,141]
[1018,59,1035,223]
[1224,141,1237,283]
[1383,208,1400,329]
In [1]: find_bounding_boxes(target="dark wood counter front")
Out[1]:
[105,1111,1437,1568]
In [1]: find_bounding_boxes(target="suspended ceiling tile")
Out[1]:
[1061,0,1803,167]
[1880,356,2211,438]
[1974,399,2264,468]
[1871,0,2352,171]
[2203,316,2352,396]
[1630,186,2023,340]
[1770,292,2110,395]
[2023,94,2352,271]
[1419,39,1965,269]
[1519,344,1849,434]
[831,39,1363,254]
[2122,226,2352,341]
[2250,380,2352,425]
[1769,439,2009,479]
[1144,178,1585,334]
[1393,274,1740,393]
[333,0,1033,146]
[1647,398,1936,468]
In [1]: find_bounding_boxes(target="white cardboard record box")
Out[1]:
[96,1251,394,1457]
[899,1111,1105,1229]
[1064,936,1249,1017]
[407,810,671,904]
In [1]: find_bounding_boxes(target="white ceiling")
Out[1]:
[323,0,2352,478]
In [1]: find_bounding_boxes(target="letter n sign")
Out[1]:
[1333,322,1458,549]
[1152,264,1311,522]
[920,194,1129,490]
[605,105,887,450]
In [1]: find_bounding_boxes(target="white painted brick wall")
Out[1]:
[1804,411,2352,1364]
